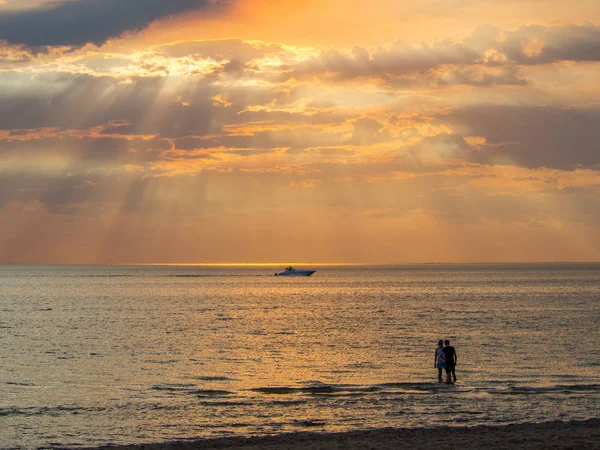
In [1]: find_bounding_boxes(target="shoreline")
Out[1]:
[78,419,600,450]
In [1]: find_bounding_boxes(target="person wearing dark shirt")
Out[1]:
[442,340,457,384]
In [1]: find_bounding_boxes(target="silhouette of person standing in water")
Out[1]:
[443,339,457,383]
[434,340,446,382]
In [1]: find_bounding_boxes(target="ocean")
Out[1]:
[1,264,599,449]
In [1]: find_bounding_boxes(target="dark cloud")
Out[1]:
[0,72,327,139]
[279,24,600,88]
[289,42,480,84]
[463,24,600,66]
[0,134,170,167]
[277,24,600,88]
[282,24,600,88]
[0,74,215,137]
[444,105,600,170]
[437,66,527,86]
[283,41,527,87]
[500,24,600,64]
[0,133,172,213]
[0,0,216,47]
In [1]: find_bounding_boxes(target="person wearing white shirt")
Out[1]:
[434,340,446,382]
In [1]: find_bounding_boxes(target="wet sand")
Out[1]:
[83,419,600,450]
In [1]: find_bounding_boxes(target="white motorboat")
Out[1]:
[274,266,316,276]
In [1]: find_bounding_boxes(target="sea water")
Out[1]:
[1,264,599,449]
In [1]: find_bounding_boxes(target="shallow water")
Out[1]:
[1,264,599,449]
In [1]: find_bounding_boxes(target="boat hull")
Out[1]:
[275,270,316,276]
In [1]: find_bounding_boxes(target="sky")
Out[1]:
[0,0,599,264]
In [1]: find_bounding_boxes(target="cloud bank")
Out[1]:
[1,15,599,263]
[0,0,216,46]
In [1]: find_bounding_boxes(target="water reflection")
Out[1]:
[0,264,599,448]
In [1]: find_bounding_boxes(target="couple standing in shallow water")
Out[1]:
[434,340,457,383]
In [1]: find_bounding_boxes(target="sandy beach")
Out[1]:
[81,419,600,450]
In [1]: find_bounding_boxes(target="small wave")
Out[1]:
[228,423,252,428]
[143,359,181,364]
[151,384,197,392]
[250,387,316,395]
[152,384,234,397]
[268,400,308,406]
[250,381,473,398]
[251,384,381,395]
[0,405,103,417]
[197,400,253,406]
[378,382,440,391]
[138,404,185,411]
[466,383,600,396]
[194,376,236,382]
[294,419,327,427]
[558,383,600,391]
[500,384,600,395]
[193,389,234,397]
[452,417,479,423]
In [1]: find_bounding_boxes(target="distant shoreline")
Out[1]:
[79,419,600,450]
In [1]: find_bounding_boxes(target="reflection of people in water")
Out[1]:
[434,340,446,382]
[443,340,457,384]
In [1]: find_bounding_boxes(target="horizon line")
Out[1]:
[2,261,599,267]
